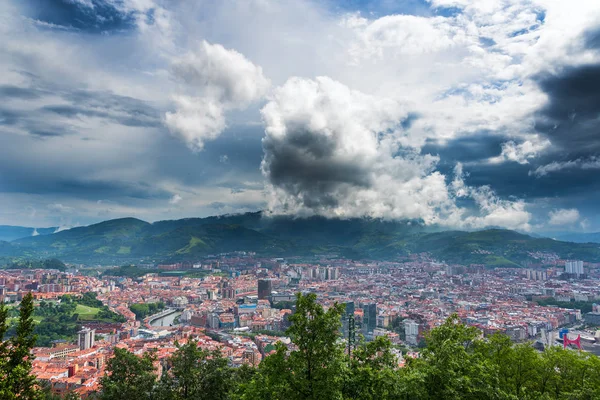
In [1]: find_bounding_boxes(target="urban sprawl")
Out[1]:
[2,251,600,398]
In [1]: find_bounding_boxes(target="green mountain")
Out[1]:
[2,212,600,266]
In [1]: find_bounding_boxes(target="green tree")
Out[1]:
[100,348,157,400]
[243,293,346,400]
[343,336,403,399]
[158,340,235,400]
[3,292,40,399]
[410,314,503,400]
[0,300,10,398]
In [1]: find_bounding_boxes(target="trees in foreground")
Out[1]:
[3,291,600,399]
[0,292,40,399]
[98,293,600,400]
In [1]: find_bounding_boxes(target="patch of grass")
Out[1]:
[175,236,208,254]
[75,304,100,320]
[117,246,131,254]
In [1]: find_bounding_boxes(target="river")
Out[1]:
[150,311,182,328]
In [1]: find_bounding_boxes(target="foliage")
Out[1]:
[242,293,346,400]
[4,213,600,264]
[0,292,40,399]
[271,301,295,310]
[535,297,596,314]
[76,292,104,308]
[5,259,66,272]
[3,291,600,400]
[24,293,125,346]
[156,341,236,400]
[99,348,157,400]
[129,302,166,320]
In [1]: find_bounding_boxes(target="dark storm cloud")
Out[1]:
[23,0,137,33]
[262,127,372,208]
[534,63,600,155]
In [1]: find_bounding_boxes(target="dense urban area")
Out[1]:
[2,250,600,398]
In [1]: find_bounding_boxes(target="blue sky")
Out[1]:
[1,0,600,233]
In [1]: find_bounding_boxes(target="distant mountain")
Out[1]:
[555,232,600,244]
[1,212,600,266]
[0,225,57,242]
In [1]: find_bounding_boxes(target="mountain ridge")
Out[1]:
[2,212,600,266]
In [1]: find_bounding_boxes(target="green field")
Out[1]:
[75,304,101,320]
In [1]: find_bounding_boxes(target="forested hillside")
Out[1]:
[1,212,600,266]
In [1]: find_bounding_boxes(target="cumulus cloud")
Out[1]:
[165,96,226,151]
[490,137,550,165]
[343,13,476,62]
[549,208,580,226]
[165,41,270,151]
[261,77,532,230]
[3,0,600,230]
[452,163,532,231]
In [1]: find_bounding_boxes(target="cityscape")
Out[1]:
[1,249,600,397]
[3,0,600,398]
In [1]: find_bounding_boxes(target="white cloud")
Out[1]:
[165,96,226,152]
[489,136,550,165]
[452,163,532,231]
[165,41,270,151]
[261,77,532,231]
[530,156,600,177]
[343,13,476,62]
[169,194,182,205]
[548,208,580,226]
[47,203,74,213]
[2,0,600,229]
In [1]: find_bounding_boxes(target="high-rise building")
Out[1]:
[361,303,377,339]
[404,320,420,346]
[341,301,355,337]
[565,261,584,276]
[78,327,95,350]
[257,279,272,300]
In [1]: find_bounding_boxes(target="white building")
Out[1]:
[78,327,95,350]
[404,320,420,346]
[565,261,584,276]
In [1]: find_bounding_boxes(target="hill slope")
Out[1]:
[2,213,600,265]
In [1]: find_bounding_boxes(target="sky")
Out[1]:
[1,0,600,233]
